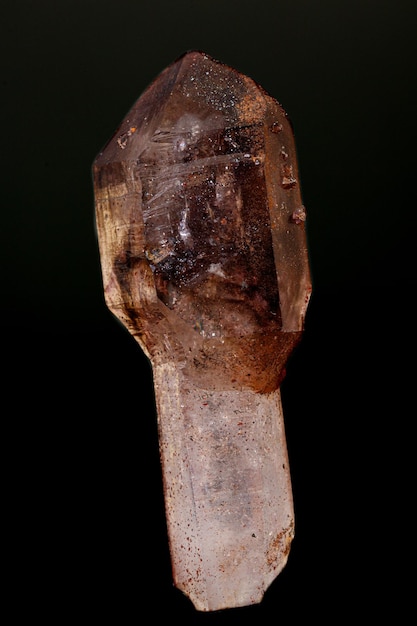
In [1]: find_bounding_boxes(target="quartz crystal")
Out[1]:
[93,51,311,611]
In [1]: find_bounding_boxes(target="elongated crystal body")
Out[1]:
[93,51,311,611]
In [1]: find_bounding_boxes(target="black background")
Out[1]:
[2,1,416,622]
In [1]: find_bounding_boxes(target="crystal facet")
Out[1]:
[93,51,311,611]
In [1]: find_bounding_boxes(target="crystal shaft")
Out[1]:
[153,360,294,611]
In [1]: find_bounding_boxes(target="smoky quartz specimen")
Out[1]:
[93,51,311,611]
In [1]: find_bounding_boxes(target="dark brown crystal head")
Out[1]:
[93,51,311,392]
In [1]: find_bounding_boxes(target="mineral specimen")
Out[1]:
[93,50,311,611]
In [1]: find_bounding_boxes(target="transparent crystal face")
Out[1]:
[93,51,311,390]
[137,117,281,339]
